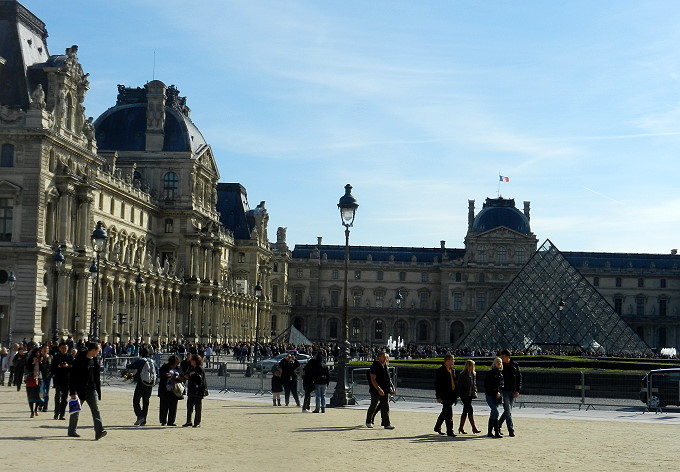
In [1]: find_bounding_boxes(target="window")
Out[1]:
[98,193,104,210]
[375,291,384,308]
[130,208,135,224]
[0,198,13,242]
[374,320,383,340]
[110,198,115,214]
[354,270,361,280]
[351,319,361,339]
[273,262,278,272]
[417,321,428,342]
[455,272,462,282]
[272,284,279,303]
[421,272,429,283]
[329,319,338,338]
[614,297,623,315]
[270,314,277,336]
[377,271,383,281]
[660,279,667,289]
[330,290,339,308]
[593,277,599,287]
[133,170,142,183]
[516,248,525,265]
[332,269,339,280]
[638,278,645,288]
[636,297,645,316]
[353,291,361,307]
[120,202,125,218]
[659,299,667,317]
[238,253,245,263]
[296,268,303,278]
[453,292,462,311]
[478,249,486,264]
[1,144,15,167]
[476,293,486,312]
[497,247,506,265]
[164,218,173,233]
[294,289,304,306]
[163,172,179,200]
[399,271,406,282]
[419,292,429,309]
[615,277,622,288]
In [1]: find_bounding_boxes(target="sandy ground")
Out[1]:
[0,384,677,471]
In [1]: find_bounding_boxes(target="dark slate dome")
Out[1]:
[93,82,207,153]
[472,197,530,234]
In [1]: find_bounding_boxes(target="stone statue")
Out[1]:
[276,227,287,244]
[112,242,121,263]
[82,116,95,140]
[30,84,46,110]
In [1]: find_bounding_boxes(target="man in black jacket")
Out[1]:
[434,354,457,436]
[279,353,301,407]
[498,349,522,437]
[365,351,395,429]
[51,341,73,420]
[68,342,107,440]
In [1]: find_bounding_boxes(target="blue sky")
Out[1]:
[26,0,680,253]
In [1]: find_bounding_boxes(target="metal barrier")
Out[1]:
[350,366,400,404]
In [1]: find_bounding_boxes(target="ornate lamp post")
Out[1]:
[90,221,108,341]
[135,272,144,343]
[74,313,80,341]
[330,184,358,406]
[7,271,16,346]
[558,300,566,355]
[156,319,161,345]
[253,281,263,365]
[53,247,65,341]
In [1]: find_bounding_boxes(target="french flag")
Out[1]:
[499,175,510,182]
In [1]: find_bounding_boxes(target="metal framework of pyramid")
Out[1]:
[457,240,651,355]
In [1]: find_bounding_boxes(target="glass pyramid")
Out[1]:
[457,240,651,355]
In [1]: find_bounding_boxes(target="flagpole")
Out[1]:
[497,173,501,197]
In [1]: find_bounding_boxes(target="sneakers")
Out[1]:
[365,423,374,428]
[95,430,107,440]
[384,425,395,430]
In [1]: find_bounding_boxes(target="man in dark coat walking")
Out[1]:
[68,342,107,440]
[434,354,457,436]
[498,349,522,437]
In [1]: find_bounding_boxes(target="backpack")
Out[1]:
[140,358,157,386]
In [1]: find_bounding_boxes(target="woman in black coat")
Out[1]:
[484,357,504,438]
[183,354,207,428]
[158,355,182,426]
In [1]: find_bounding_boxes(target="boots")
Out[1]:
[469,413,481,434]
[277,399,281,406]
[273,399,277,406]
[487,418,494,437]
[494,419,503,438]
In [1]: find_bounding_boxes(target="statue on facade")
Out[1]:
[112,242,121,263]
[30,84,46,110]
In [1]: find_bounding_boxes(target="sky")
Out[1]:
[23,0,680,254]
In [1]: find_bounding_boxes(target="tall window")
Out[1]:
[374,320,383,340]
[353,291,361,307]
[294,289,303,306]
[354,270,361,280]
[417,321,428,342]
[478,249,486,264]
[453,292,462,311]
[296,268,303,278]
[329,318,338,338]
[399,271,406,282]
[497,247,506,265]
[351,319,361,339]
[273,262,278,272]
[593,277,599,287]
[238,252,246,263]
[272,284,279,303]
[636,296,645,316]
[375,291,384,308]
[615,277,622,288]
[377,271,383,281]
[419,291,429,309]
[659,299,667,317]
[1,144,14,167]
[421,272,429,283]
[0,198,12,241]
[164,218,173,233]
[332,269,339,280]
[516,248,525,264]
[660,279,667,289]
[163,172,179,200]
[638,278,645,288]
[455,272,462,282]
[330,290,339,308]
[614,297,623,315]
[270,314,277,336]
[476,293,486,312]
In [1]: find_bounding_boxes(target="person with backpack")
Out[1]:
[126,346,157,426]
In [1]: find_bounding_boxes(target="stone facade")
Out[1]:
[0,1,290,345]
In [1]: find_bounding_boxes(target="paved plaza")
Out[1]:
[0,380,677,471]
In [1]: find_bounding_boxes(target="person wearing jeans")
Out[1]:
[498,349,522,437]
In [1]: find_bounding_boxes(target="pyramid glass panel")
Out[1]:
[457,240,651,355]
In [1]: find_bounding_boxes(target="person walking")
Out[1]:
[158,355,183,426]
[278,353,301,407]
[38,344,52,412]
[365,351,395,429]
[433,354,457,436]
[484,357,504,438]
[301,354,319,412]
[126,347,156,426]
[183,354,207,428]
[0,347,8,385]
[457,359,481,434]
[51,341,73,420]
[12,346,27,391]
[312,352,330,413]
[271,367,283,406]
[68,342,107,440]
[498,349,522,437]
[24,347,43,417]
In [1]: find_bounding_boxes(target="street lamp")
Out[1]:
[7,271,16,346]
[90,221,108,341]
[253,281,263,365]
[74,313,80,341]
[222,321,229,343]
[54,247,64,341]
[135,272,144,343]
[558,300,566,355]
[156,319,160,345]
[395,290,404,345]
[331,183,358,406]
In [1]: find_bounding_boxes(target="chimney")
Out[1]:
[317,236,323,246]
[440,240,446,249]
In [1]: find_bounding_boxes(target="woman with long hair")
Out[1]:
[484,357,504,438]
[457,359,481,434]
[183,354,207,428]
[24,347,43,417]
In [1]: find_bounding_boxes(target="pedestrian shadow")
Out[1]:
[294,424,368,433]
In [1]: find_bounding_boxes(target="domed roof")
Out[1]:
[472,197,530,234]
[93,82,208,154]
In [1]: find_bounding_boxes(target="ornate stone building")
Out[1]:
[0,1,290,346]
[290,197,680,351]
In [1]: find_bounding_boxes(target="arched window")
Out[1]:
[329,318,339,338]
[350,318,361,339]
[163,172,179,200]
[450,321,465,344]
[396,319,408,340]
[1,144,14,167]
[374,319,384,340]
[293,316,303,333]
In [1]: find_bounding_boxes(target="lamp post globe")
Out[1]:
[331,184,358,406]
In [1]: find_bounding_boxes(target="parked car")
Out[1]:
[639,368,680,408]
[255,352,311,372]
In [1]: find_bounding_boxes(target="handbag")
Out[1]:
[172,380,185,398]
[25,376,39,388]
